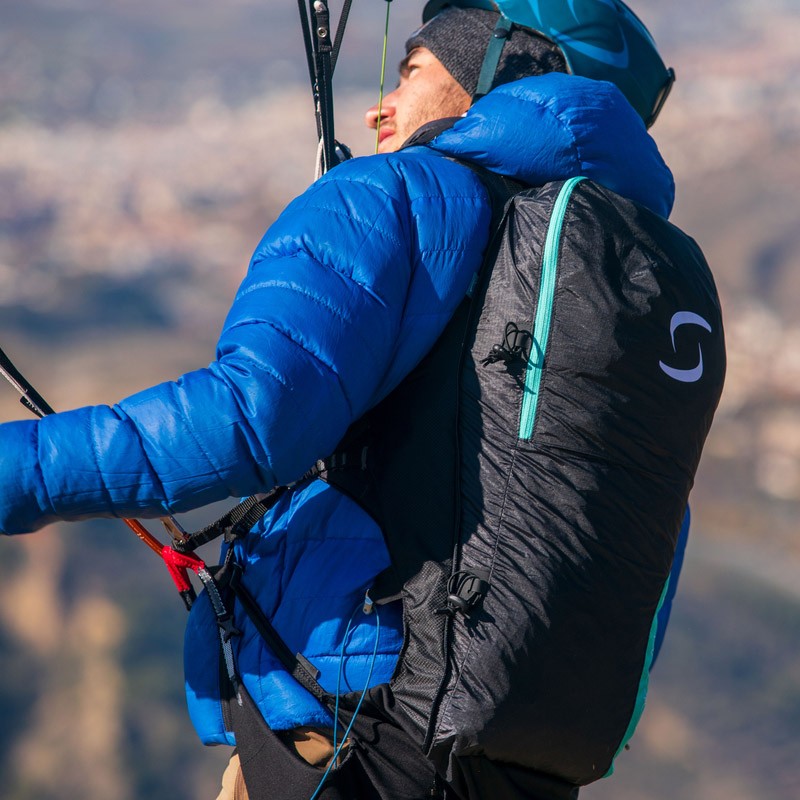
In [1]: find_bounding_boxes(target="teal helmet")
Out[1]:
[421,0,675,127]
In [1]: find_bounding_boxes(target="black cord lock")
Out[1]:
[441,570,490,617]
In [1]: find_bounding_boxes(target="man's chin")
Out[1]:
[376,132,400,154]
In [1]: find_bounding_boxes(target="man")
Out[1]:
[0,3,721,799]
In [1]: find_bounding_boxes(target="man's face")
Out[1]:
[364,47,471,154]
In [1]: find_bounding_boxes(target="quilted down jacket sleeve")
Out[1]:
[0,153,490,534]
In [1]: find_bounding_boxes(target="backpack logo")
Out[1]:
[659,311,712,383]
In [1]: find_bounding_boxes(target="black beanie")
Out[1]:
[405,7,567,98]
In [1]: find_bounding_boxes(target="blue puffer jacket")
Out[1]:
[0,74,677,744]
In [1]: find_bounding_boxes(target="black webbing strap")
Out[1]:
[330,0,353,73]
[296,0,354,174]
[296,0,321,139]
[445,157,527,239]
[174,490,285,553]
[175,461,325,554]
[226,564,330,704]
[310,0,337,173]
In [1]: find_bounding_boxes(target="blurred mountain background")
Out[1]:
[0,1,798,798]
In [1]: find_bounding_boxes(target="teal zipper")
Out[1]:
[604,575,672,777]
[518,177,584,440]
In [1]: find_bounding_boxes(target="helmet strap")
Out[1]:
[472,14,513,102]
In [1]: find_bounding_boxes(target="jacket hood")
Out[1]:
[427,73,675,218]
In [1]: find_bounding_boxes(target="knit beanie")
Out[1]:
[405,7,567,98]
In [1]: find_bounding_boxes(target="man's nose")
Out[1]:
[364,96,395,129]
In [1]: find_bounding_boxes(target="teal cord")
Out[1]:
[332,606,358,753]
[308,603,381,800]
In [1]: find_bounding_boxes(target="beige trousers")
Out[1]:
[216,753,249,800]
[215,728,339,800]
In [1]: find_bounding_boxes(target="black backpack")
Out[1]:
[319,172,725,795]
[196,169,725,800]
